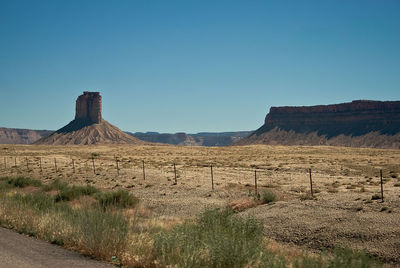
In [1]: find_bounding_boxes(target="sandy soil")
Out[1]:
[0,144,399,264]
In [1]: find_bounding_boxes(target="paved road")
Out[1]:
[0,227,114,268]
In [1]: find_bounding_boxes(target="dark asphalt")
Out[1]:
[0,227,114,268]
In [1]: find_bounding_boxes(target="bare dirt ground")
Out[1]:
[0,144,399,265]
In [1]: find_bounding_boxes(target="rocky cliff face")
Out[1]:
[75,91,102,124]
[238,100,400,149]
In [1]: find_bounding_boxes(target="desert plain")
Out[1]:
[0,144,399,264]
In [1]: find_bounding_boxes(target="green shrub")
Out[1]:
[9,191,63,212]
[293,246,382,268]
[262,190,276,204]
[0,179,13,192]
[95,189,139,210]
[371,194,381,200]
[154,208,285,268]
[7,176,42,188]
[55,184,98,202]
[0,183,13,192]
[42,179,68,192]
[293,255,324,268]
[329,246,381,268]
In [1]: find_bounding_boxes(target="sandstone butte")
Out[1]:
[34,92,144,145]
[236,100,400,149]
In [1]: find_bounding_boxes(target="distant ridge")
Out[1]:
[34,92,144,145]
[0,127,53,144]
[237,100,400,149]
[0,126,250,146]
[128,131,251,146]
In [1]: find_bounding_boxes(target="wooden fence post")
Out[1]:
[14,157,17,167]
[92,157,96,174]
[39,157,42,173]
[254,169,258,196]
[174,163,177,184]
[26,157,29,171]
[72,159,75,173]
[4,157,6,169]
[380,169,384,202]
[142,160,146,180]
[116,158,119,176]
[54,158,57,172]
[309,168,313,197]
[211,165,214,190]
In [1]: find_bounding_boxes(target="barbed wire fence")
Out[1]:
[0,154,390,202]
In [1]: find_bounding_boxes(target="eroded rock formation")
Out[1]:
[237,100,400,149]
[34,92,144,145]
[55,92,104,133]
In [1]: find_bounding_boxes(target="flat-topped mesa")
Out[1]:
[75,91,102,124]
[262,100,400,137]
[236,99,400,149]
[267,100,400,120]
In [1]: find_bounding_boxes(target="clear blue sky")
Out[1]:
[1,0,399,133]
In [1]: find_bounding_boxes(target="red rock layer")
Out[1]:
[75,91,102,124]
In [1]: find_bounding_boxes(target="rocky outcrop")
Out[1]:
[0,128,52,144]
[237,100,400,149]
[35,92,144,145]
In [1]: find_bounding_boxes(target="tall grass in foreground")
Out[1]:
[0,177,383,268]
[0,190,129,260]
[154,207,286,267]
[154,208,382,268]
[0,177,136,263]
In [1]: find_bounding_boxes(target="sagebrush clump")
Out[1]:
[95,189,139,210]
[262,190,276,204]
